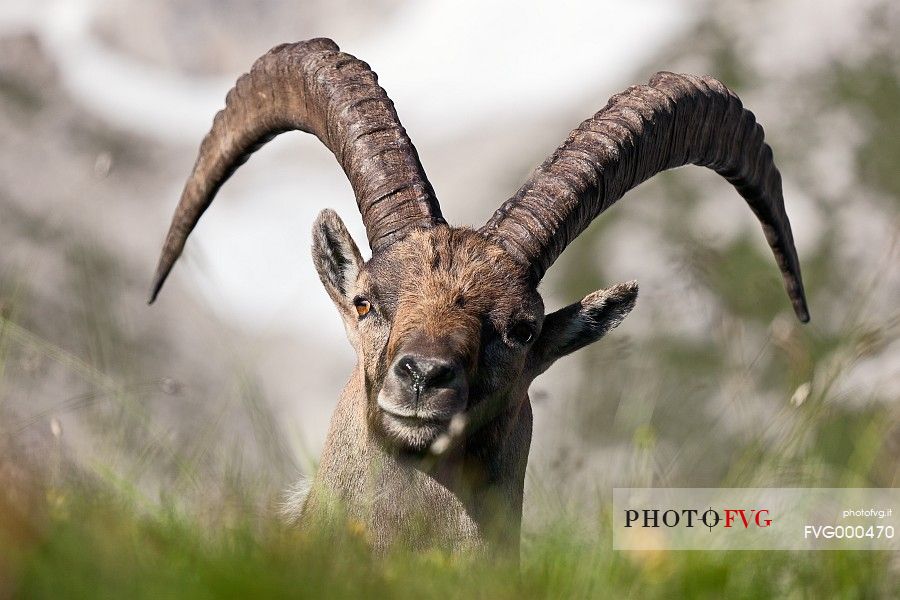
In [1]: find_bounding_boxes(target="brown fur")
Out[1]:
[302,214,633,555]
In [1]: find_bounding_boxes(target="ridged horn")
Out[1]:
[481,72,809,322]
[149,38,444,303]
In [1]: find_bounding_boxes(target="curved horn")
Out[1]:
[149,38,444,303]
[481,72,809,322]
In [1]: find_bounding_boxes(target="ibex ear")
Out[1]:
[530,281,638,375]
[312,209,364,314]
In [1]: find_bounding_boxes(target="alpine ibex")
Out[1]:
[149,39,809,554]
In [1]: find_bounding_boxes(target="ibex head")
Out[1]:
[309,212,638,451]
[149,39,809,459]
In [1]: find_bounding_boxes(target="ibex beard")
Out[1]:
[148,38,809,554]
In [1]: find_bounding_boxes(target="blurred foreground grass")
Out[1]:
[1,490,896,599]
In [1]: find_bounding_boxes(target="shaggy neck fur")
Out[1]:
[300,364,532,554]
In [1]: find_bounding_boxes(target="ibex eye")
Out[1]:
[510,322,535,345]
[353,297,371,318]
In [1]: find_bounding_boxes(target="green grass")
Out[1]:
[3,491,896,599]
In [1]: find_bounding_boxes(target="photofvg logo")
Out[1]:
[624,507,772,531]
[613,488,899,550]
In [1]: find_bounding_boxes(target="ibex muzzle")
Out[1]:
[148,39,809,553]
[380,336,468,426]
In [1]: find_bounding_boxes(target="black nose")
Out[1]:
[395,355,459,391]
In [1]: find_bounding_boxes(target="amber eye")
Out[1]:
[353,296,371,318]
[510,321,536,345]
